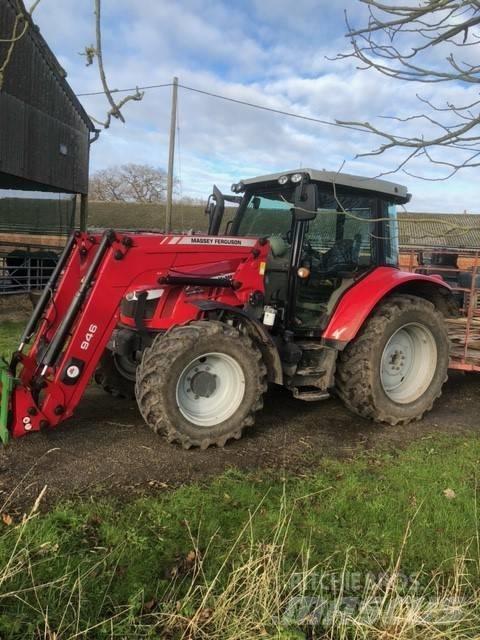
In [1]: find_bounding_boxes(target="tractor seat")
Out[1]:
[264,236,291,304]
[322,235,362,273]
[268,235,288,258]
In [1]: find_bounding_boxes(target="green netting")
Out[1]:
[0,196,76,235]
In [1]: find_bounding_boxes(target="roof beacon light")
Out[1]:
[278,175,289,185]
[291,173,303,184]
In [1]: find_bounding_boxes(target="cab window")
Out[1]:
[233,190,294,238]
[304,194,376,272]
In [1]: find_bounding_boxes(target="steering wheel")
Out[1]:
[322,239,359,274]
[303,239,323,260]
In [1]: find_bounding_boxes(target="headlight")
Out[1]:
[278,175,289,185]
[291,173,303,183]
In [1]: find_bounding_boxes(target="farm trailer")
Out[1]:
[401,247,480,372]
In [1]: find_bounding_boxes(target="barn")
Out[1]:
[0,0,95,293]
[0,0,95,200]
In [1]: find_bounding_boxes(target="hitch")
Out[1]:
[0,361,13,444]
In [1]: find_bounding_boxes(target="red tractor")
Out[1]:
[0,170,452,448]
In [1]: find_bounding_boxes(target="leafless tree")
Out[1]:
[335,1,480,179]
[89,164,170,202]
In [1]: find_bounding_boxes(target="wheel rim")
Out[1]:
[176,352,246,426]
[380,323,437,404]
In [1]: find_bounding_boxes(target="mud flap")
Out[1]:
[0,362,13,444]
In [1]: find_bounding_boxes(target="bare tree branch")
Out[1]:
[334,0,480,178]
[85,0,144,129]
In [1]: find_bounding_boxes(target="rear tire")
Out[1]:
[135,321,267,448]
[94,350,136,399]
[335,295,449,425]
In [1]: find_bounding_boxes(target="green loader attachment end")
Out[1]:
[0,362,13,444]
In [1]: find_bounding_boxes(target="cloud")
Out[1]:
[30,0,480,213]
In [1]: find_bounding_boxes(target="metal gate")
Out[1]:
[0,243,60,295]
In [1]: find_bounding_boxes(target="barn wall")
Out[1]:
[0,0,93,193]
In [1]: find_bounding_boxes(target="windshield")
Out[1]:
[233,189,294,237]
[231,187,395,268]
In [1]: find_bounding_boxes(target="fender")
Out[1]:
[190,300,283,384]
[321,267,451,348]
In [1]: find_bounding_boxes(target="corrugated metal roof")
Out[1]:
[398,213,480,249]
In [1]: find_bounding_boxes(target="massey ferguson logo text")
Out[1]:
[162,236,257,247]
[190,237,242,245]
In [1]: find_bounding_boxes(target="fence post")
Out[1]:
[80,194,88,231]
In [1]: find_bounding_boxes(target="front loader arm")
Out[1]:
[1,230,268,440]
[6,230,176,438]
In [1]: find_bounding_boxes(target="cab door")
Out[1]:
[294,197,377,330]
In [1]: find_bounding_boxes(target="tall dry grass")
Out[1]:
[0,477,134,639]
[1,489,479,639]
[153,499,480,640]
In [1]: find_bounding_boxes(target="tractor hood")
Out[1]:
[120,234,264,288]
[119,233,271,330]
[157,234,262,279]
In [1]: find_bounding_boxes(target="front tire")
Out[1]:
[94,350,136,399]
[135,321,267,448]
[336,295,449,425]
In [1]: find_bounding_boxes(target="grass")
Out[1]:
[1,435,480,638]
[0,320,21,355]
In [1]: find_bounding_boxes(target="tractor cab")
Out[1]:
[208,169,410,334]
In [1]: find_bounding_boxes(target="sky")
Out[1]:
[24,0,480,213]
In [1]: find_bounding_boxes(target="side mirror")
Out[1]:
[205,195,215,218]
[293,183,317,221]
[208,185,225,235]
[252,196,261,210]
